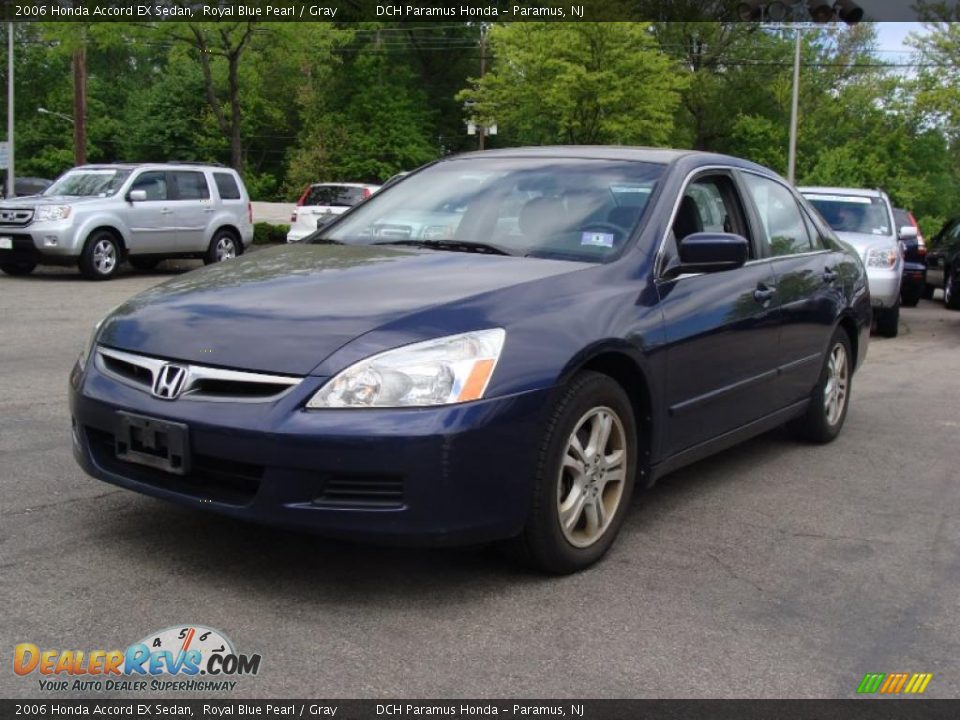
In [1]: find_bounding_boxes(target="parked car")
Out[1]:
[892,208,926,307]
[924,217,960,309]
[800,187,902,337]
[1,176,53,197]
[287,183,380,243]
[70,147,870,573]
[0,163,253,280]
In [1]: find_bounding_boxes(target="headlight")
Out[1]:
[307,329,506,409]
[34,205,71,222]
[866,246,897,269]
[76,319,104,373]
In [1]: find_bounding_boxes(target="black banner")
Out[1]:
[0,0,937,24]
[3,700,960,719]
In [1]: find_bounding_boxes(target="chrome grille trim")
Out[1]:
[0,208,35,226]
[95,346,302,403]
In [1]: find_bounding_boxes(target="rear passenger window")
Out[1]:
[214,172,241,200]
[743,174,813,256]
[172,171,210,201]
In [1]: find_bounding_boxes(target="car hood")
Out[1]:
[0,195,105,208]
[98,244,587,375]
[835,231,897,255]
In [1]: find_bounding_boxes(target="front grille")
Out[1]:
[86,426,263,506]
[0,208,34,227]
[314,474,405,508]
[95,347,301,402]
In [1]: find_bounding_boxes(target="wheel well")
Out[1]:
[215,224,241,241]
[87,226,126,255]
[579,352,654,485]
[837,316,859,368]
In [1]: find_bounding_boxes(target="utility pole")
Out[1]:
[72,43,86,166]
[787,28,801,184]
[477,23,486,151]
[6,23,14,198]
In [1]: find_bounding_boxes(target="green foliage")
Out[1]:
[253,222,290,245]
[459,22,688,146]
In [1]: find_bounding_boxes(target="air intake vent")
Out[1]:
[313,475,405,508]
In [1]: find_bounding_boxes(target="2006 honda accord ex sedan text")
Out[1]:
[69,147,871,573]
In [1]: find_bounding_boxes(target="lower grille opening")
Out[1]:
[85,427,262,506]
[191,378,292,399]
[313,474,405,508]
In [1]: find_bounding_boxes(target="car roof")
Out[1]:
[799,186,884,198]
[309,182,379,188]
[449,145,778,174]
[71,163,235,172]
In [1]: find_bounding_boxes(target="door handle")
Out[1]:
[160,208,173,215]
[823,267,838,284]
[753,284,776,304]
[203,207,214,213]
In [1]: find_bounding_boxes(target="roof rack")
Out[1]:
[164,161,228,167]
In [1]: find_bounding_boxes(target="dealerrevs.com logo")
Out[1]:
[14,625,261,692]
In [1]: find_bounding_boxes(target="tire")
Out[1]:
[921,283,934,301]
[0,258,37,276]
[128,257,161,272]
[900,287,921,308]
[204,230,241,265]
[875,303,899,338]
[79,230,121,280]
[793,328,853,444]
[945,272,960,310]
[513,371,638,574]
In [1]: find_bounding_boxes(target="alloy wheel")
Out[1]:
[556,406,627,548]
[92,238,117,276]
[823,343,848,427]
[215,235,237,261]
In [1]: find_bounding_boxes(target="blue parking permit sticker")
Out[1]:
[581,231,615,248]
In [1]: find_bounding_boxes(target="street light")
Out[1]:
[38,107,74,125]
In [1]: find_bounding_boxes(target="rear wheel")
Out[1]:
[901,286,921,308]
[204,230,241,265]
[793,328,852,444]
[128,257,161,272]
[79,231,121,280]
[514,371,637,574]
[0,258,37,276]
[875,303,899,338]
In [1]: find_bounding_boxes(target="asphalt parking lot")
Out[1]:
[2,260,959,699]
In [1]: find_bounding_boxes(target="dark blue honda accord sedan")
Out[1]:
[70,147,871,573]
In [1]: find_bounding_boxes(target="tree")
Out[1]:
[459,23,688,146]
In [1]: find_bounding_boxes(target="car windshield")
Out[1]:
[304,185,367,207]
[803,193,891,236]
[44,169,132,198]
[312,158,664,262]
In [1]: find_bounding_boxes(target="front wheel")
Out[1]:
[901,286,921,308]
[945,272,960,310]
[79,231,121,280]
[514,371,637,574]
[875,303,899,338]
[204,231,241,265]
[793,329,852,444]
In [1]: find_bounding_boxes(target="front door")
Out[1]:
[122,171,172,253]
[657,171,782,457]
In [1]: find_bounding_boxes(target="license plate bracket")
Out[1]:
[115,412,189,476]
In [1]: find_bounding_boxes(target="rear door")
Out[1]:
[294,185,365,236]
[740,172,843,408]
[168,170,213,251]
[657,170,782,456]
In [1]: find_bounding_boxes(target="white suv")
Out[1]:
[0,163,253,280]
[287,182,380,243]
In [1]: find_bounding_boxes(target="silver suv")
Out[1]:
[0,163,253,280]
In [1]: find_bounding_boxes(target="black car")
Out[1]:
[70,147,872,573]
[924,217,960,309]
[893,208,926,307]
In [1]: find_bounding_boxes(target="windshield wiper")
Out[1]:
[304,236,346,245]
[373,239,515,256]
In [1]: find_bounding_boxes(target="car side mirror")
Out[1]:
[127,189,147,202]
[898,225,918,240]
[671,232,749,276]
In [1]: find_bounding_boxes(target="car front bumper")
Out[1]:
[865,265,902,308]
[0,222,81,263]
[70,359,551,546]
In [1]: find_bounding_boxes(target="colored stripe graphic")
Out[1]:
[858,672,933,694]
[857,673,886,694]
